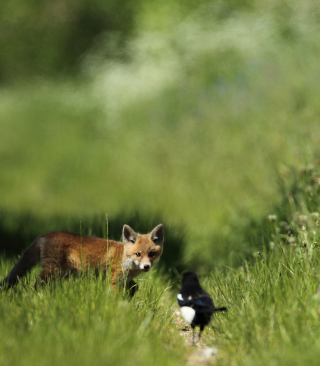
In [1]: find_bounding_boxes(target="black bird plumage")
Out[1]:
[177,272,227,344]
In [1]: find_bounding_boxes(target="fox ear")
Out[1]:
[123,224,138,244]
[149,224,164,245]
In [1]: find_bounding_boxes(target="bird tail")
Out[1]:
[214,307,227,312]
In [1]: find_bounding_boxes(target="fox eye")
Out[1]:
[130,239,135,243]
[149,252,156,258]
[135,252,141,257]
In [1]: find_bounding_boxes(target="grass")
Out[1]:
[1,204,320,366]
[213,248,320,365]
[2,163,320,366]
[1,163,320,365]
[0,271,186,366]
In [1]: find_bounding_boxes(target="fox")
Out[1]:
[0,224,164,293]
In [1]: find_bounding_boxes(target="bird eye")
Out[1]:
[135,252,141,257]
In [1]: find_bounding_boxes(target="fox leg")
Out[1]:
[127,280,139,298]
[110,275,117,291]
[34,268,59,289]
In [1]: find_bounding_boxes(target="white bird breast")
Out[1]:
[180,306,196,325]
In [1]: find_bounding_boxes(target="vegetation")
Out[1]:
[1,0,320,364]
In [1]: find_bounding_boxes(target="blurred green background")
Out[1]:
[1,0,320,270]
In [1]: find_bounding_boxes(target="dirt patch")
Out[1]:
[173,310,218,365]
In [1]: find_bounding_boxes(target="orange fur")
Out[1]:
[0,224,164,292]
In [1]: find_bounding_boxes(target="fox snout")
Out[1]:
[135,261,151,272]
[142,264,151,272]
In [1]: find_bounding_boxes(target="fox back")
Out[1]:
[0,224,164,291]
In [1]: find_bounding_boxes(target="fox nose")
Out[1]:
[144,264,150,270]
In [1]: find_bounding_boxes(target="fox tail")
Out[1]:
[0,238,41,289]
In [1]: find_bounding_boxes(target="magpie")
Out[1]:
[177,272,227,345]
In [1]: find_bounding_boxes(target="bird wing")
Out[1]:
[192,296,215,313]
[178,292,215,313]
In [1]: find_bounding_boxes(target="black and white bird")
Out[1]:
[177,272,227,345]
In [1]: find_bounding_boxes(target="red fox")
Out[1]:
[0,224,164,292]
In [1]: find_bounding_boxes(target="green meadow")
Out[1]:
[1,0,320,365]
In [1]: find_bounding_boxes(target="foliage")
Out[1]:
[0,0,136,82]
[2,0,320,83]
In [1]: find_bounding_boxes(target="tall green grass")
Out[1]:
[0,271,187,366]
[211,245,320,366]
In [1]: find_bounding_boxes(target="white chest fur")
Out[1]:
[121,256,143,282]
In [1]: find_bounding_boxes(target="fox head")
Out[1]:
[122,224,164,272]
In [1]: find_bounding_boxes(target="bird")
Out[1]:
[177,272,227,345]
